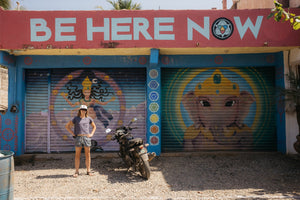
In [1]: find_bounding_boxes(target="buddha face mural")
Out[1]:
[181,69,255,150]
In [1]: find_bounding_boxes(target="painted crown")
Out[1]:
[82,76,92,90]
[194,69,240,96]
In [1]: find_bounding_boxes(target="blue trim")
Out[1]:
[0,53,24,155]
[17,55,150,69]
[16,53,277,69]
[147,49,161,155]
[47,69,51,153]
[160,53,277,67]
[150,49,159,64]
[275,52,286,153]
[16,65,25,155]
[0,51,16,67]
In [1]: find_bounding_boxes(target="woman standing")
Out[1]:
[65,105,97,177]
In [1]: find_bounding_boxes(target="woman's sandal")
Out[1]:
[87,171,95,176]
[73,173,79,178]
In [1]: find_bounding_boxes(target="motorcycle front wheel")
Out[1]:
[138,156,151,180]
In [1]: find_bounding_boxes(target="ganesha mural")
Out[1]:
[182,69,255,150]
[162,67,276,151]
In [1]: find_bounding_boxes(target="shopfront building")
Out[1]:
[0,8,299,155]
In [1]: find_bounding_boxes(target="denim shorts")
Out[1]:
[74,136,91,147]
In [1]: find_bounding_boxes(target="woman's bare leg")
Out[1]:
[74,146,82,177]
[84,146,93,175]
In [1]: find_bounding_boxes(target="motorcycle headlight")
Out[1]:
[117,130,125,136]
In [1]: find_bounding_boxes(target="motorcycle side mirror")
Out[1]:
[132,118,137,122]
[105,128,112,134]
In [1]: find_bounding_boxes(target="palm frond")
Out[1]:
[0,0,10,10]
[107,0,141,10]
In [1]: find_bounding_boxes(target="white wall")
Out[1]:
[0,67,8,110]
[284,48,300,154]
[290,0,300,8]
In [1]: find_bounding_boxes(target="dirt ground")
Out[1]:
[12,152,300,200]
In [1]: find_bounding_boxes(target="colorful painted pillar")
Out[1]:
[147,49,161,155]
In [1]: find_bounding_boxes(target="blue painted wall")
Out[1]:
[0,51,286,155]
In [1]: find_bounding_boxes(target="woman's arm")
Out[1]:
[61,92,80,107]
[88,121,96,138]
[65,120,76,137]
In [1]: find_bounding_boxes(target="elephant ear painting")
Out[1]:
[182,69,255,150]
[162,68,276,151]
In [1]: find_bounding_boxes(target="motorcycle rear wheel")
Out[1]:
[121,154,132,168]
[138,156,150,180]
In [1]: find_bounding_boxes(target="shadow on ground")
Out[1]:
[15,152,300,197]
[150,152,300,197]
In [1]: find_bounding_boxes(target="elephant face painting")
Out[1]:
[181,69,255,150]
[163,67,276,151]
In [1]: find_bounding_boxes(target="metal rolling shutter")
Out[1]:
[25,68,146,153]
[25,70,50,153]
[50,68,146,152]
[162,67,276,152]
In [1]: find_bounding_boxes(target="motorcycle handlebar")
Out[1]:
[128,127,138,130]
[111,136,116,140]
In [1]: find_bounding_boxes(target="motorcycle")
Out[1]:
[91,139,103,152]
[106,118,156,179]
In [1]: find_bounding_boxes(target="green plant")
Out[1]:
[0,0,10,10]
[107,0,141,10]
[280,70,300,107]
[279,69,300,153]
[267,0,300,30]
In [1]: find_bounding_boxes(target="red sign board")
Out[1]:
[0,8,299,49]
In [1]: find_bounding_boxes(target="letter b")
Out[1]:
[30,18,52,42]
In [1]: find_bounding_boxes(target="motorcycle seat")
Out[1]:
[128,138,143,147]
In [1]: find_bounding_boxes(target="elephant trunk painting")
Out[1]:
[182,69,255,150]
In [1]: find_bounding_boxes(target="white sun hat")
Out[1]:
[79,105,88,110]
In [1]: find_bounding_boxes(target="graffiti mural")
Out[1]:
[60,74,116,128]
[25,69,146,152]
[162,67,276,151]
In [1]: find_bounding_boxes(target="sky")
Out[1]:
[10,0,233,11]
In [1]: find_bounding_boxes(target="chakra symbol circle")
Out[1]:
[150,125,159,134]
[149,102,159,112]
[148,80,159,90]
[212,17,234,40]
[149,69,158,79]
[150,136,159,145]
[150,114,159,123]
[149,91,159,101]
